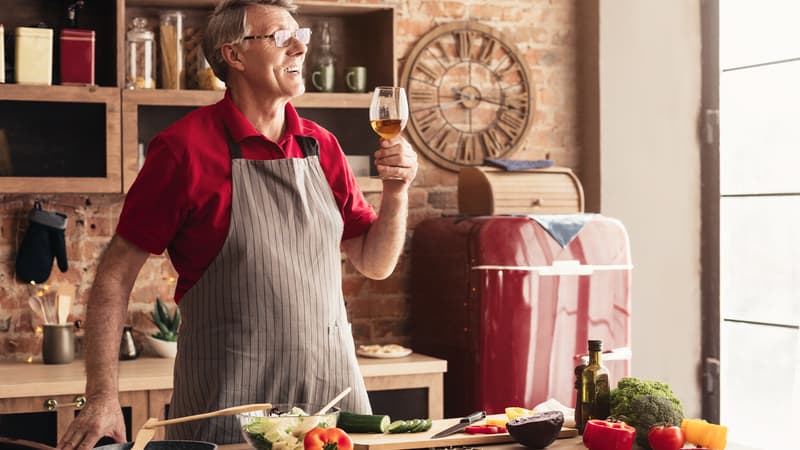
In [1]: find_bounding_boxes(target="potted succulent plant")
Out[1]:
[146,297,180,358]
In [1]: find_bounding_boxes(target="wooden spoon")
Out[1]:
[130,402,273,450]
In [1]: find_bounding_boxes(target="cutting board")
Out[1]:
[350,415,578,450]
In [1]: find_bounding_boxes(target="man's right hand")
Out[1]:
[57,396,126,450]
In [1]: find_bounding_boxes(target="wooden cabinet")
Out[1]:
[0,0,394,193]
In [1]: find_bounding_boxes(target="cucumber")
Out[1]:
[337,411,391,433]
[415,418,433,432]
[405,419,422,431]
[387,420,409,433]
[387,418,433,433]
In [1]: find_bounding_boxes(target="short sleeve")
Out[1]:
[116,135,189,254]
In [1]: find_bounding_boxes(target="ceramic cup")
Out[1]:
[42,323,75,364]
[345,66,367,93]
[311,64,335,92]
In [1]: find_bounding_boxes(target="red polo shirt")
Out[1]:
[117,93,377,302]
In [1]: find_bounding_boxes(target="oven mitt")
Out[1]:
[15,202,68,283]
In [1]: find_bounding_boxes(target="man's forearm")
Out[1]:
[357,189,409,279]
[83,235,149,401]
[83,277,129,400]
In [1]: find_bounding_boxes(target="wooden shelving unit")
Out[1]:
[0,0,394,194]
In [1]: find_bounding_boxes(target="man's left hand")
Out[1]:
[374,137,418,187]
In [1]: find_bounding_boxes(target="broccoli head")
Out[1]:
[610,377,683,417]
[626,395,684,449]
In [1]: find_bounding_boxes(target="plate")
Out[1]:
[357,344,413,359]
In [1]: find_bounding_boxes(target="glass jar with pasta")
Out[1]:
[159,10,185,89]
[126,17,155,89]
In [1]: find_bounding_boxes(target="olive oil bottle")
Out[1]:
[580,339,610,428]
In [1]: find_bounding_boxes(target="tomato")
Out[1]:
[647,423,685,450]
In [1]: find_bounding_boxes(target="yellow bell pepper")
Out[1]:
[486,418,508,427]
[505,407,536,420]
[680,418,727,449]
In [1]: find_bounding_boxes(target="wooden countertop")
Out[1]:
[220,436,759,450]
[0,353,447,399]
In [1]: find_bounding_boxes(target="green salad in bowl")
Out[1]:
[239,403,339,450]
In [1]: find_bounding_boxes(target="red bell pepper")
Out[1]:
[465,424,507,434]
[304,427,353,450]
[582,419,635,450]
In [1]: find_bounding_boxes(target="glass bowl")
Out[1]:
[238,403,340,450]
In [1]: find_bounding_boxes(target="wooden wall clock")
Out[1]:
[400,21,534,171]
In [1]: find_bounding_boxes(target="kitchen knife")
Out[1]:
[430,411,486,439]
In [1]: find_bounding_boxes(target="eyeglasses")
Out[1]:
[242,28,312,47]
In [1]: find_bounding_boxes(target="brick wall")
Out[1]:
[0,0,579,361]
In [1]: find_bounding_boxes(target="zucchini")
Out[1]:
[337,411,391,433]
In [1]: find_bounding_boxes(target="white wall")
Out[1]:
[598,0,703,417]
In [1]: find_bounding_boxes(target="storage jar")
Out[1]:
[60,29,95,85]
[15,26,53,85]
[126,17,155,89]
[159,10,185,89]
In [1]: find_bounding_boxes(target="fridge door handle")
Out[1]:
[472,261,633,276]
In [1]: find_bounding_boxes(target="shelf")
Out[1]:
[122,88,224,107]
[122,89,371,108]
[0,85,120,103]
[126,0,393,15]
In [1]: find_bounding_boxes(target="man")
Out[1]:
[58,0,417,446]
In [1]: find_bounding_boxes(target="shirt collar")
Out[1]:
[219,90,304,144]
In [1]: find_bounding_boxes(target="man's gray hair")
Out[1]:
[202,0,298,83]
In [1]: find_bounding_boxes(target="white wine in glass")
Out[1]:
[369,86,409,179]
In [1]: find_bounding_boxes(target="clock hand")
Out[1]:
[450,87,477,101]
[413,97,468,113]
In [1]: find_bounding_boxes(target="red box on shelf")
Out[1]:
[60,29,95,85]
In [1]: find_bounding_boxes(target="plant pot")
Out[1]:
[146,335,177,358]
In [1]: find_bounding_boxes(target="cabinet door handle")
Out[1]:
[44,395,86,411]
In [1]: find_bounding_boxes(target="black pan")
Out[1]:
[94,441,217,450]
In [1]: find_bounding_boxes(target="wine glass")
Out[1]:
[369,86,409,180]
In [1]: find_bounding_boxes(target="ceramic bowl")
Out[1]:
[238,403,340,450]
[146,335,177,358]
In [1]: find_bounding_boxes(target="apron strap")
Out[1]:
[294,135,320,157]
[225,133,320,159]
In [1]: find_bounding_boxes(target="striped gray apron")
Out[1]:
[165,133,371,443]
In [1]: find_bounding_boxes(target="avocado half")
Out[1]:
[506,411,564,449]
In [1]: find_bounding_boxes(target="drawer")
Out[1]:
[458,166,584,215]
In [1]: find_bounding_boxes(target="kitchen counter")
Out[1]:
[0,353,447,401]
[220,437,759,450]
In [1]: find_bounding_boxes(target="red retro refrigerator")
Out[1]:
[410,214,632,417]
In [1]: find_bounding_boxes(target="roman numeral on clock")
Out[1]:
[431,127,456,154]
[409,87,437,105]
[455,31,471,60]
[456,134,478,163]
[415,62,441,83]
[480,130,502,158]
[414,111,443,137]
[504,91,529,112]
[496,110,525,139]
[477,37,496,65]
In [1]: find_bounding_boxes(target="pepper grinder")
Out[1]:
[119,326,139,360]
